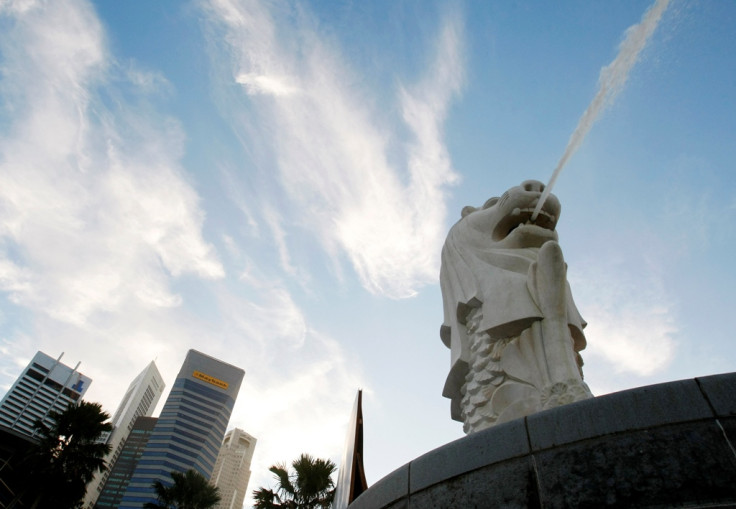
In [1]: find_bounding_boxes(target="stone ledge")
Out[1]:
[349,464,409,509]
[350,373,736,509]
[410,418,529,492]
[527,378,713,450]
[696,372,736,417]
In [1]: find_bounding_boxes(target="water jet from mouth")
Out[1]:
[530,0,670,222]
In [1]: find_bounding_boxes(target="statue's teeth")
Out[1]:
[512,208,521,216]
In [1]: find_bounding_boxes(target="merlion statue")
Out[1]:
[440,179,592,433]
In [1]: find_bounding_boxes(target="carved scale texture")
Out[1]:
[460,307,593,434]
[460,307,514,434]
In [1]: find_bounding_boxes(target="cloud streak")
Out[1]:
[204,0,464,298]
[570,255,676,379]
[0,6,370,505]
[0,0,224,325]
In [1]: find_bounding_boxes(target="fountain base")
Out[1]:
[350,373,736,508]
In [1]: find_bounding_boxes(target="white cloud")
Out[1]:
[0,0,224,326]
[0,333,36,392]
[570,256,676,377]
[235,72,299,96]
[204,0,464,298]
[219,165,261,237]
[125,64,173,95]
[261,205,298,276]
[215,282,308,353]
[0,2,430,505]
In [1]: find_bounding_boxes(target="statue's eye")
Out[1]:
[483,197,499,209]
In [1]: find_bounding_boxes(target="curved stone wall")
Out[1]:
[350,373,736,509]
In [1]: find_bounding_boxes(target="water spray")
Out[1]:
[530,0,670,222]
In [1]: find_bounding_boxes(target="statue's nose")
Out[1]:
[521,180,545,193]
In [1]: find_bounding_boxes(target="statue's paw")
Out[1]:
[496,394,541,425]
[496,335,544,389]
[490,382,539,421]
[527,241,567,317]
[540,379,593,409]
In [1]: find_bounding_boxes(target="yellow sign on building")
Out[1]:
[192,370,229,390]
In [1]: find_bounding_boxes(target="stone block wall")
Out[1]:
[350,373,736,509]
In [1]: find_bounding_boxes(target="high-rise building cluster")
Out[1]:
[0,349,256,509]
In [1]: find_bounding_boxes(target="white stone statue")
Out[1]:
[440,180,592,433]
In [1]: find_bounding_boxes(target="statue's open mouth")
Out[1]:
[493,207,557,242]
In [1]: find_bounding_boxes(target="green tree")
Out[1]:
[144,469,221,509]
[22,400,112,509]
[253,453,337,509]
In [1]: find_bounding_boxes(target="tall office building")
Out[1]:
[211,428,257,509]
[95,416,158,509]
[0,351,91,438]
[83,361,165,508]
[120,350,245,508]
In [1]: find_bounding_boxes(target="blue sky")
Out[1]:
[1,0,735,505]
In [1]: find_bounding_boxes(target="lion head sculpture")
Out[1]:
[459,179,560,249]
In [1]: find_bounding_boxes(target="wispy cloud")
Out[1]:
[235,72,299,96]
[0,0,236,453]
[204,0,464,298]
[124,63,174,96]
[0,2,366,488]
[570,254,676,379]
[0,0,224,325]
[0,0,447,504]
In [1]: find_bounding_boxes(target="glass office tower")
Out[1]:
[83,361,164,508]
[95,416,158,508]
[119,350,244,508]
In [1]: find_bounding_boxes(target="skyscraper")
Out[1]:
[95,416,158,509]
[210,428,257,509]
[0,351,91,438]
[120,350,245,508]
[83,361,165,508]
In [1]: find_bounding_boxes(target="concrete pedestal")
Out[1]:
[350,373,736,509]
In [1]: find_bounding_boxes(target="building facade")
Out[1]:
[95,416,158,509]
[0,351,91,438]
[120,350,245,508]
[83,361,165,508]
[211,428,257,509]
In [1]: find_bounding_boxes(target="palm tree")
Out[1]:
[22,400,112,509]
[144,469,221,509]
[253,453,337,509]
